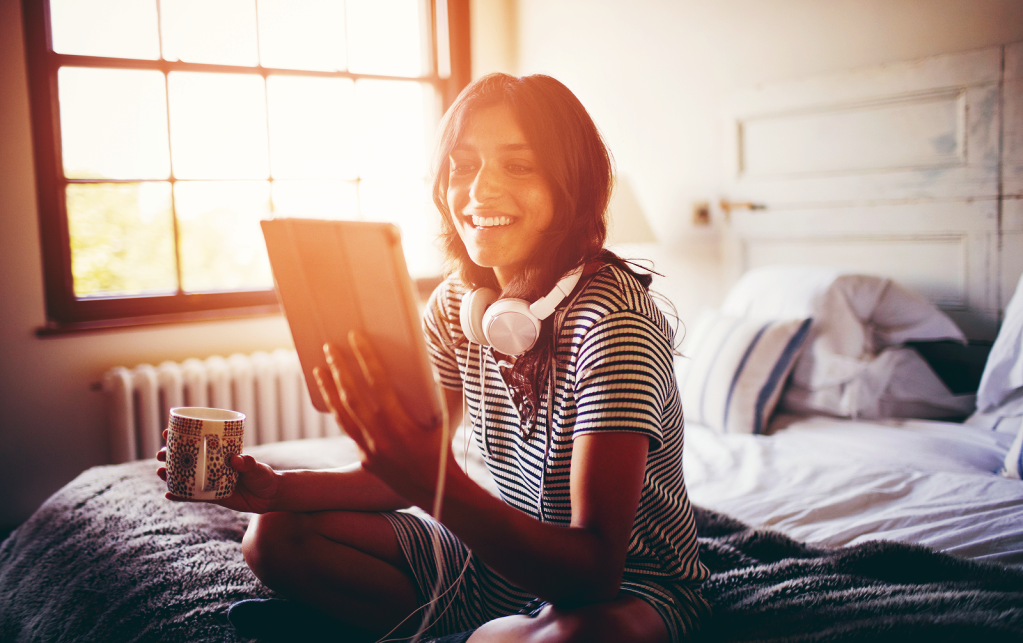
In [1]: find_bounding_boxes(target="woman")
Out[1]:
[159,73,710,642]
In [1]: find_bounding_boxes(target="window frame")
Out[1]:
[23,0,470,335]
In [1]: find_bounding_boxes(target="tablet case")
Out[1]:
[261,218,443,429]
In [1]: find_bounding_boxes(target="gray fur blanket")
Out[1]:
[1,438,1021,642]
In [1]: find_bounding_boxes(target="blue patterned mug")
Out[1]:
[165,407,246,500]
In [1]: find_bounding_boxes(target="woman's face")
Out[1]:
[446,103,555,288]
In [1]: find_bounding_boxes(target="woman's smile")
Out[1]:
[446,103,555,287]
[467,214,514,227]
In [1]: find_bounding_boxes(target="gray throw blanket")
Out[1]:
[2,444,1022,642]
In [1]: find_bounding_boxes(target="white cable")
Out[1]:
[375,379,477,643]
[478,344,493,458]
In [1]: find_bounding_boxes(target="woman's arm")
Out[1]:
[319,332,647,605]
[157,443,411,514]
[440,430,649,605]
[262,387,466,515]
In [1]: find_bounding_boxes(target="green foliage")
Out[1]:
[66,183,177,296]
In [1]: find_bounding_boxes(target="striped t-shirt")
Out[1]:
[423,263,709,584]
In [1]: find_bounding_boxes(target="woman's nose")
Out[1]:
[469,163,500,202]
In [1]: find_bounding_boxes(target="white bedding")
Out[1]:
[683,414,1023,567]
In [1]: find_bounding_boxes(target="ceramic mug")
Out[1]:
[165,407,245,500]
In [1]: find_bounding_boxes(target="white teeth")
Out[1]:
[471,215,511,227]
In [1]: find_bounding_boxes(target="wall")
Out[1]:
[503,0,1023,323]
[0,0,294,528]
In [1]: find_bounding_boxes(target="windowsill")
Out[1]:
[34,276,446,337]
[35,304,284,337]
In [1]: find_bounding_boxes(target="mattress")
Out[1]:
[683,414,1023,566]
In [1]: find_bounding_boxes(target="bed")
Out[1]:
[1,348,1022,642]
[4,42,1023,643]
[3,271,1022,643]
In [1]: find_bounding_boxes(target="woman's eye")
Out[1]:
[507,163,532,174]
[450,162,476,175]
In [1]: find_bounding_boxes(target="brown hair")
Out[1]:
[432,74,647,429]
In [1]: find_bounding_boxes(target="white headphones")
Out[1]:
[459,266,584,356]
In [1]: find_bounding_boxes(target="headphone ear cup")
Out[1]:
[482,298,541,356]
[460,288,499,346]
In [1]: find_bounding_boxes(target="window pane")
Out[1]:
[355,80,427,178]
[267,76,356,179]
[59,68,170,180]
[257,0,347,71]
[346,0,424,77]
[67,183,176,296]
[360,178,441,277]
[50,0,160,60]
[272,180,359,219]
[168,72,269,179]
[160,0,258,66]
[175,181,273,292]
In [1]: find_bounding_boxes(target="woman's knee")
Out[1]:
[471,609,607,643]
[241,511,310,588]
[534,607,599,643]
[526,599,667,643]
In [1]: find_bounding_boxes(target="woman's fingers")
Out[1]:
[348,330,405,418]
[324,344,382,448]
[313,364,355,437]
[348,330,442,433]
[230,453,256,472]
[314,361,374,453]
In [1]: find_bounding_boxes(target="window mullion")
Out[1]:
[51,52,443,83]
[160,68,184,297]
[27,0,471,330]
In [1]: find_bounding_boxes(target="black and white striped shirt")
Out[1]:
[423,264,708,584]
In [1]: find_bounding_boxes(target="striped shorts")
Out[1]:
[383,511,711,642]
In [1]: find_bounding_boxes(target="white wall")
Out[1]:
[500,0,1023,325]
[0,0,294,527]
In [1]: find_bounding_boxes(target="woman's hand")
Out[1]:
[157,433,282,514]
[313,330,450,512]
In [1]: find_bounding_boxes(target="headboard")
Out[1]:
[720,41,1022,340]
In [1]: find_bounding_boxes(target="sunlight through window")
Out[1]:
[160,0,259,66]
[31,0,464,324]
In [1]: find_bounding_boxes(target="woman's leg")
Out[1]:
[242,510,421,637]
[466,595,670,643]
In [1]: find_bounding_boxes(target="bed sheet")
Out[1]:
[683,414,1023,566]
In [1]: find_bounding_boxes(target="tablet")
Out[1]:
[261,218,443,429]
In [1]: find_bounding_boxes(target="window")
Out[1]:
[24,0,470,332]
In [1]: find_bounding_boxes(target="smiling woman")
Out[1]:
[446,103,556,285]
[168,74,713,643]
[23,0,470,331]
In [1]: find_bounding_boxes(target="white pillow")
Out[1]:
[1002,419,1023,479]
[964,271,1023,478]
[975,272,1023,416]
[721,266,970,420]
[676,310,812,434]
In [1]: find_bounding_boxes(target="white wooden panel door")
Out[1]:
[1003,42,1023,316]
[721,43,1020,339]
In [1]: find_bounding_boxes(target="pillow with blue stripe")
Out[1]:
[676,310,812,434]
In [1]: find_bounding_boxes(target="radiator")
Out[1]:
[102,349,342,463]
